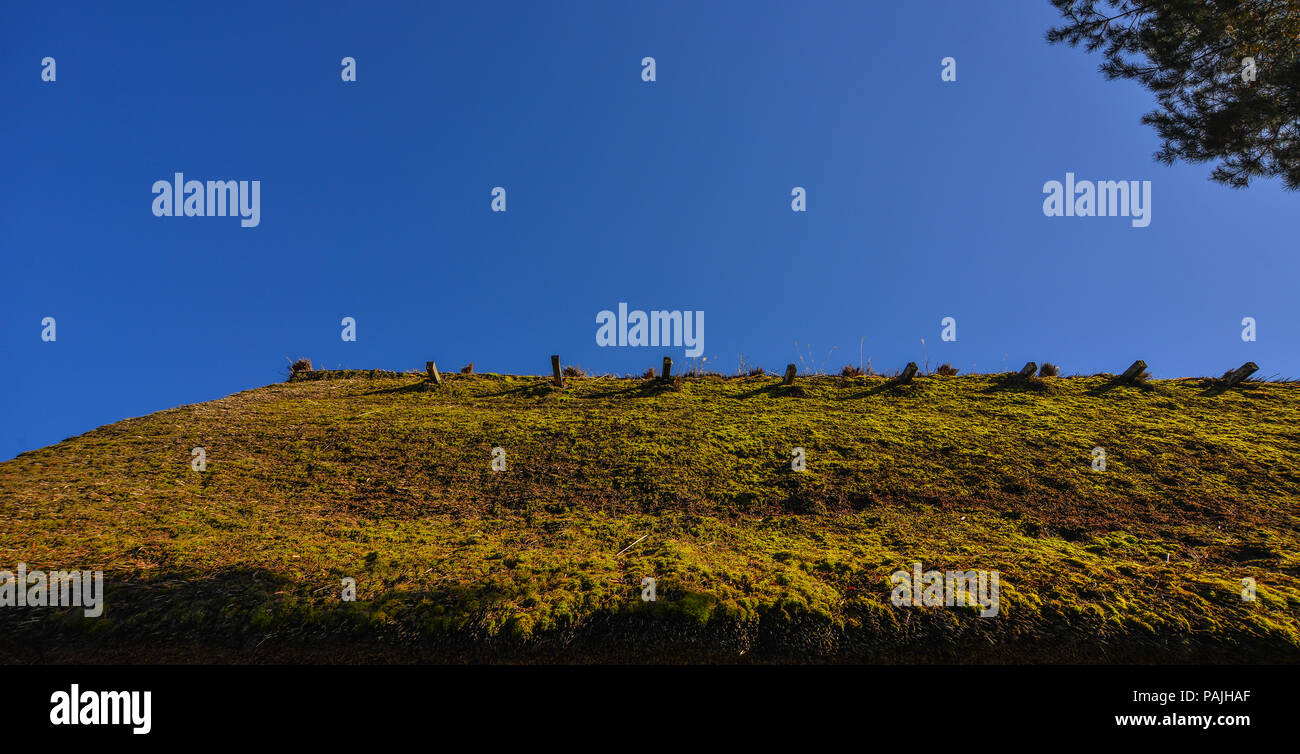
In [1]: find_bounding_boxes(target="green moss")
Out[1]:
[1,372,1297,661]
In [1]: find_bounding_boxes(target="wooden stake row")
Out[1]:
[419,358,1262,390]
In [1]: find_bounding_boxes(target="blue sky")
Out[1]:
[2,0,1296,460]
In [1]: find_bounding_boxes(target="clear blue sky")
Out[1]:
[3,1,1296,460]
